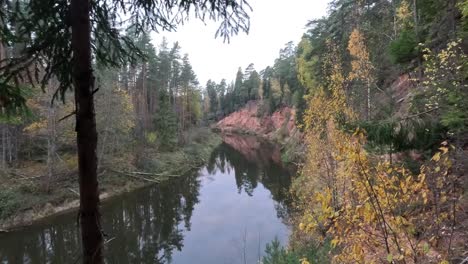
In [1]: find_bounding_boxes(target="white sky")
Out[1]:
[150,0,330,86]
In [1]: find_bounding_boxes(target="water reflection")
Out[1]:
[104,172,201,263]
[0,135,292,264]
[209,135,292,220]
[0,171,201,264]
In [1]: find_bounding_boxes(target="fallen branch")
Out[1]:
[401,107,439,120]
[109,169,179,178]
[461,256,468,264]
[127,171,180,177]
[104,237,116,245]
[17,175,46,180]
[121,173,161,183]
[68,188,80,196]
[109,169,161,183]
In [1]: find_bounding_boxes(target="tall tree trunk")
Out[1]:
[46,84,57,192]
[1,16,6,170]
[367,82,371,121]
[449,0,456,36]
[0,35,4,68]
[141,61,150,129]
[70,0,103,263]
[1,125,6,169]
[413,0,422,78]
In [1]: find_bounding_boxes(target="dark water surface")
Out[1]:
[0,135,293,264]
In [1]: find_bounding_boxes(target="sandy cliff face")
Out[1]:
[215,101,296,138]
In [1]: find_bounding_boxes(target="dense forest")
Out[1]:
[0,33,207,168]
[1,0,468,263]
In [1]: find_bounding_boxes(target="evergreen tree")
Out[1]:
[206,80,218,116]
[233,67,244,107]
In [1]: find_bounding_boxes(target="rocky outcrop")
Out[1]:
[215,101,297,138]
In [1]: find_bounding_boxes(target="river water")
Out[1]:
[0,135,293,264]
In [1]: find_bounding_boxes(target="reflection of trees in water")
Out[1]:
[105,172,201,263]
[0,172,202,264]
[207,136,293,220]
[0,221,80,263]
[0,136,292,263]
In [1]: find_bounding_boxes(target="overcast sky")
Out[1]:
[150,0,330,86]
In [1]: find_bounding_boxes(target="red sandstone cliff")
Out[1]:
[215,101,297,138]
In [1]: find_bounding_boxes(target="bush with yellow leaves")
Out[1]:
[294,41,461,264]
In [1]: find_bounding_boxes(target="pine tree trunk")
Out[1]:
[413,0,422,78]
[142,61,149,129]
[70,0,104,263]
[46,84,57,192]
[0,20,5,170]
[449,0,456,36]
[367,83,371,120]
[1,126,6,169]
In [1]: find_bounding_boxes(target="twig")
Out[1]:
[58,110,76,122]
[460,256,468,264]
[104,237,116,245]
[367,107,440,125]
[68,188,80,196]
[400,107,439,120]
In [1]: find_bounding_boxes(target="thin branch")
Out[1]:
[68,188,80,196]
[58,110,76,122]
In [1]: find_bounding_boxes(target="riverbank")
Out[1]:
[0,127,221,231]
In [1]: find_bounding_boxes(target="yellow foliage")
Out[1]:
[348,28,372,83]
[396,0,413,30]
[24,120,47,133]
[295,39,460,263]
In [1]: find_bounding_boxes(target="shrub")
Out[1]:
[389,30,418,64]
[262,237,331,264]
[0,190,22,220]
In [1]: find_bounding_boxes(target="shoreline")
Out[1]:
[0,129,222,232]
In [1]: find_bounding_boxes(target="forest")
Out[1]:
[1,0,468,263]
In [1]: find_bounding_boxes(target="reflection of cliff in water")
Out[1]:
[207,134,293,220]
[0,172,201,264]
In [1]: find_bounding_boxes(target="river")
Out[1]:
[0,135,293,264]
